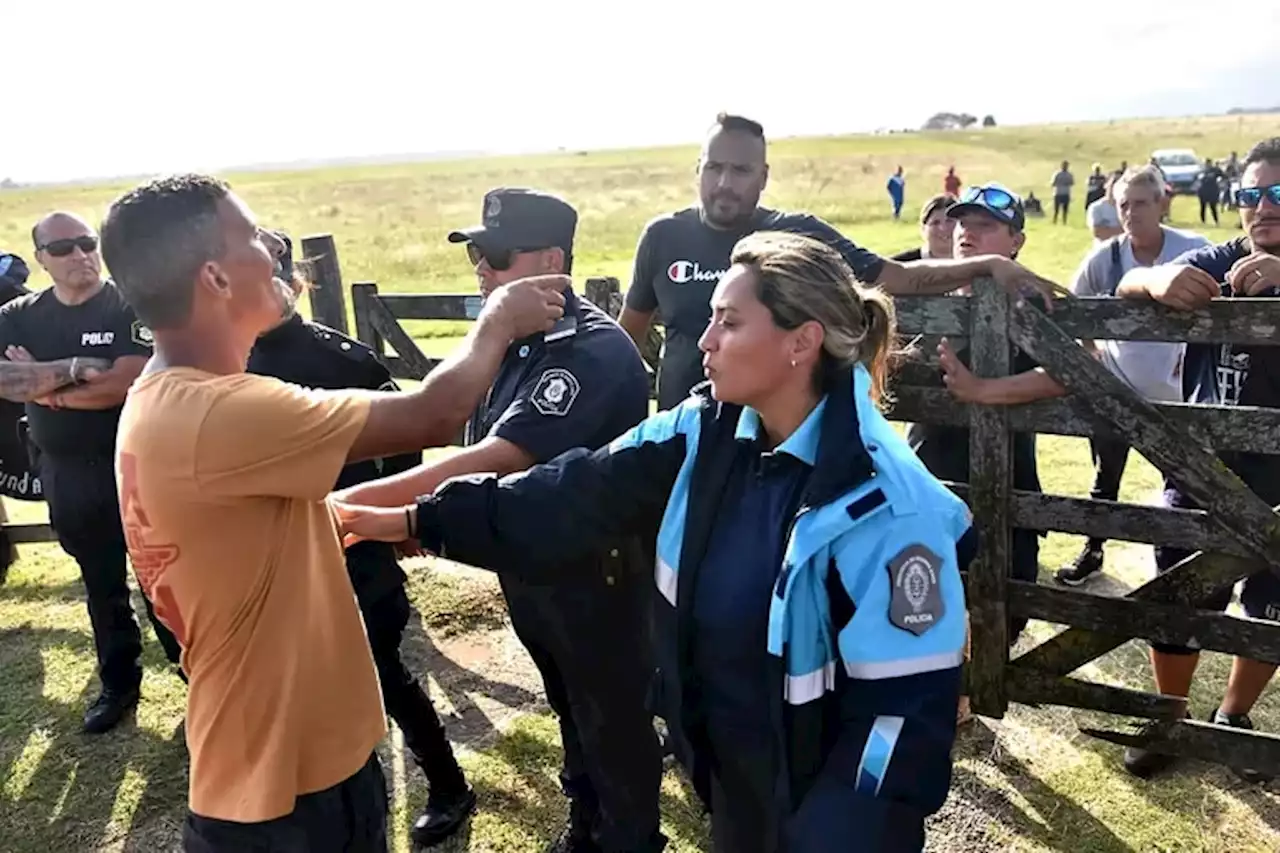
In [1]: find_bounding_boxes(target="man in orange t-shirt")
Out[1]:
[100,174,566,851]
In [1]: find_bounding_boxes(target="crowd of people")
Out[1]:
[1,114,1279,853]
[888,151,1248,239]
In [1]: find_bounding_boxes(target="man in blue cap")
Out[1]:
[907,184,1064,646]
[337,188,664,853]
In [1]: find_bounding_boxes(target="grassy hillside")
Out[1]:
[2,113,1279,852]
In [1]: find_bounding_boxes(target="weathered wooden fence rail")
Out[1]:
[302,232,1280,776]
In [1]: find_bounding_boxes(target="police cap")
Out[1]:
[447,188,577,255]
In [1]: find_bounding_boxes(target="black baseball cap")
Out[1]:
[448,188,577,254]
[947,183,1026,231]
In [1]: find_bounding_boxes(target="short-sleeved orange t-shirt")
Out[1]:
[115,367,387,823]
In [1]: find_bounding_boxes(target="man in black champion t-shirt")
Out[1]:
[619,113,1061,410]
[1113,137,1280,783]
[0,212,182,734]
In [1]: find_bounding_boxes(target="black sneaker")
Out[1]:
[411,785,476,847]
[1055,545,1104,587]
[82,687,140,735]
[1210,708,1274,784]
[1122,720,1182,779]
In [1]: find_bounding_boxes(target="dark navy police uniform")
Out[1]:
[0,280,182,692]
[1152,237,1280,651]
[465,286,664,853]
[246,283,469,805]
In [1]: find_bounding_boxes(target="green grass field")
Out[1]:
[3,114,1280,852]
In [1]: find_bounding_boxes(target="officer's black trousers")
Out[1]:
[41,454,182,694]
[361,588,467,796]
[500,569,664,853]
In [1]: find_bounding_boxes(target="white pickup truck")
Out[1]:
[1150,148,1202,195]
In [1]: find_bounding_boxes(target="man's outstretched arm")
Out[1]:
[337,437,533,507]
[0,356,108,403]
[345,275,568,463]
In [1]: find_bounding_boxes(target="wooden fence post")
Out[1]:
[584,276,662,385]
[302,234,349,335]
[585,277,620,317]
[966,278,1011,717]
[350,281,384,357]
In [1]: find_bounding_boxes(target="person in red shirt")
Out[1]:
[944,166,962,196]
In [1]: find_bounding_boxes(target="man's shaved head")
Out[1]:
[31,211,102,292]
[32,211,95,250]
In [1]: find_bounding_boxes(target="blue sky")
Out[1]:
[7,0,1277,183]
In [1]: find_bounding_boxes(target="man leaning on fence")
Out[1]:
[1113,137,1280,783]
[909,184,1064,647]
[1055,166,1211,587]
[618,112,1060,411]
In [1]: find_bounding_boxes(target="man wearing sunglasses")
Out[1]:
[909,184,1063,645]
[620,113,1062,412]
[1113,137,1280,784]
[336,188,663,853]
[0,212,183,734]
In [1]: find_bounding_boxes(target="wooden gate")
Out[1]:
[302,232,1280,774]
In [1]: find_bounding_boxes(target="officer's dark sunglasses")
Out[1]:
[1237,183,1280,209]
[40,235,98,257]
[467,243,548,271]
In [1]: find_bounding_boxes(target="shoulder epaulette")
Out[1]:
[308,322,377,364]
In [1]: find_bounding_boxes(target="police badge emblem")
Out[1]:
[484,194,502,226]
[531,367,580,416]
[886,544,945,636]
[131,320,154,347]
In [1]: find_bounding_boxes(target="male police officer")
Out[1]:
[619,113,1062,410]
[337,189,664,853]
[246,233,475,846]
[0,212,182,732]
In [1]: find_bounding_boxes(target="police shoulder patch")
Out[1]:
[886,543,945,636]
[530,367,580,417]
[130,320,154,347]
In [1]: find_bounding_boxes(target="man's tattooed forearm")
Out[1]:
[0,357,112,402]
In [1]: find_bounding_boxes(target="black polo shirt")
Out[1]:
[467,288,650,460]
[0,281,151,458]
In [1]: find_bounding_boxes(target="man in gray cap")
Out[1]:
[338,188,664,853]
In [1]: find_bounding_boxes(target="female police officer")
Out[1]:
[246,233,475,847]
[334,232,974,853]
